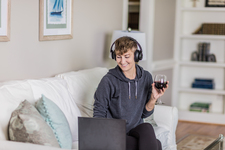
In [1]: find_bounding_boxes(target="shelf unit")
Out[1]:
[172,0,225,124]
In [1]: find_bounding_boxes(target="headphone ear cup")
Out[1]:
[139,51,143,61]
[134,50,138,62]
[134,50,143,62]
[134,50,140,62]
[112,51,116,60]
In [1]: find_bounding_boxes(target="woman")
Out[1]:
[93,36,168,150]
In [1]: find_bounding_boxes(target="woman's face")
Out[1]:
[116,48,136,73]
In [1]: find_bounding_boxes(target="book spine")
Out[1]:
[198,43,203,61]
[203,43,210,61]
[198,42,210,62]
[195,78,214,82]
[192,84,214,89]
[189,102,211,113]
[189,108,209,113]
[203,43,207,61]
[192,79,215,89]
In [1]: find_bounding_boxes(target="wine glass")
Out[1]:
[154,74,167,105]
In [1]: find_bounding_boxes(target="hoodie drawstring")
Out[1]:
[128,81,138,99]
[135,81,137,99]
[128,82,131,99]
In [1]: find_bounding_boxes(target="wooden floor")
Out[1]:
[176,121,225,142]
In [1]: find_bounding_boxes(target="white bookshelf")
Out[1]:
[172,0,225,124]
[179,88,225,95]
[180,35,225,40]
[179,61,225,68]
[181,7,225,12]
[179,110,225,124]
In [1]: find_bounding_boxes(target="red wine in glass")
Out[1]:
[154,74,167,104]
[154,81,167,89]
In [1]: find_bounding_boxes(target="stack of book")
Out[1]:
[191,42,217,62]
[192,78,215,89]
[189,102,211,113]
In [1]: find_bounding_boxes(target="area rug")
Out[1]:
[177,134,224,150]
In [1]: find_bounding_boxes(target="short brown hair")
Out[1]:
[114,36,137,55]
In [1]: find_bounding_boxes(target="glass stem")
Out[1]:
[156,96,163,105]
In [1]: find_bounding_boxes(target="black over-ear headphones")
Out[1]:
[110,36,143,62]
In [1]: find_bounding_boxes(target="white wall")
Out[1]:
[153,0,176,61]
[142,0,176,106]
[151,0,176,106]
[0,0,121,82]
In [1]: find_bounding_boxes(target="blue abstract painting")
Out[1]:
[51,0,63,15]
[48,0,66,25]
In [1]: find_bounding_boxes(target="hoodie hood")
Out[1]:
[108,64,144,99]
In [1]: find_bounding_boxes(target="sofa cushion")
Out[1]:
[8,100,60,147]
[76,102,94,117]
[0,80,35,140]
[153,126,170,149]
[28,78,81,142]
[72,141,78,149]
[56,67,108,116]
[154,105,178,147]
[35,95,72,149]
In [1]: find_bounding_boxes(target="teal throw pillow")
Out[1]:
[35,94,72,149]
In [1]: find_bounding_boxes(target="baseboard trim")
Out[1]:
[178,120,225,126]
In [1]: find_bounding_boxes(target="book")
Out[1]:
[189,102,211,113]
[192,82,215,89]
[194,78,214,83]
[203,43,210,61]
[198,43,203,61]
[192,78,215,89]
[198,43,210,62]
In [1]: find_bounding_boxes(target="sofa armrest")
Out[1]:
[154,105,178,147]
[0,140,77,150]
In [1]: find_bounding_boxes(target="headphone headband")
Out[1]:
[110,36,143,62]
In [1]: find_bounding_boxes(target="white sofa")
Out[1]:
[0,67,178,150]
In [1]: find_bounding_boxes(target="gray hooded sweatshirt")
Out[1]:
[93,64,154,133]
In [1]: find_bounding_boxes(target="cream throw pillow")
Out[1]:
[8,100,60,148]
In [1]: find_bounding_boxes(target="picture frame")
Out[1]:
[39,0,73,41]
[0,0,10,42]
[205,0,225,7]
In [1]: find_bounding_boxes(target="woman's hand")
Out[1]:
[145,81,169,111]
[151,81,169,102]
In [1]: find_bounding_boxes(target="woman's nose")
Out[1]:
[121,57,126,64]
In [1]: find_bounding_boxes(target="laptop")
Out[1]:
[78,117,126,150]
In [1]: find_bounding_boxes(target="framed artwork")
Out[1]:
[0,0,10,42]
[39,0,73,41]
[205,0,225,7]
